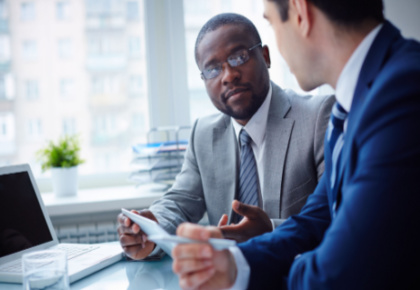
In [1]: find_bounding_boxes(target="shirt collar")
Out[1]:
[335,24,383,112]
[232,83,272,146]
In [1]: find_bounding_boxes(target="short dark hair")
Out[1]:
[195,13,262,63]
[269,0,384,25]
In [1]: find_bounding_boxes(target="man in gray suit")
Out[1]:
[117,13,333,259]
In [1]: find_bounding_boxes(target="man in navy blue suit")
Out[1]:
[171,0,420,289]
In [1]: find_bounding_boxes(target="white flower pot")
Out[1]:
[51,166,78,197]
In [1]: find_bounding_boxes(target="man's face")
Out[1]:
[196,24,270,125]
[263,0,320,91]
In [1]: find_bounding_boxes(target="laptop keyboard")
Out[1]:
[0,260,21,273]
[0,244,100,273]
[56,244,100,260]
[55,221,119,244]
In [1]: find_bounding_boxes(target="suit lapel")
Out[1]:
[263,83,293,218]
[212,115,239,221]
[335,21,401,206]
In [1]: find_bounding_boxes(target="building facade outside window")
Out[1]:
[25,80,39,100]
[0,0,149,179]
[56,1,71,20]
[20,2,35,21]
[22,40,37,60]
[58,38,72,59]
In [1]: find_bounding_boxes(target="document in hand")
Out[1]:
[121,209,235,257]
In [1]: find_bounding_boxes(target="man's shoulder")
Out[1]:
[191,113,231,139]
[287,90,333,109]
[271,83,334,117]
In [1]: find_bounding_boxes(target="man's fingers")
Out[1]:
[232,200,259,219]
[172,243,213,260]
[173,256,213,275]
[177,223,211,241]
[119,231,145,247]
[217,214,228,227]
[120,233,155,259]
[179,268,216,290]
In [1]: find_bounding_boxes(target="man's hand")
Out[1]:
[219,200,272,243]
[117,209,158,260]
[172,223,237,290]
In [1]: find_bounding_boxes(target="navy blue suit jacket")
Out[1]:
[238,21,420,290]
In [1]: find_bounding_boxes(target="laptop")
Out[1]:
[0,164,123,284]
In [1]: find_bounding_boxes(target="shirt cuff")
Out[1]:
[227,246,250,290]
[271,218,276,230]
[149,244,161,256]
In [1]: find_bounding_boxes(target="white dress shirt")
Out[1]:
[335,24,382,113]
[230,23,383,289]
[231,83,272,196]
[231,84,279,229]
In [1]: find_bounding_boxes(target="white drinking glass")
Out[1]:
[22,249,69,290]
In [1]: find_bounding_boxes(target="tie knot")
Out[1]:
[331,102,348,128]
[240,129,252,146]
[332,102,347,120]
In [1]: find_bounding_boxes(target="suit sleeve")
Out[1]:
[238,174,331,289]
[149,119,206,234]
[288,64,420,289]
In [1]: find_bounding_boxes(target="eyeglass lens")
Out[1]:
[202,46,257,80]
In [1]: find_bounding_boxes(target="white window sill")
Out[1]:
[41,183,167,217]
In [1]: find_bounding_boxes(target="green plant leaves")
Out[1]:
[36,135,85,171]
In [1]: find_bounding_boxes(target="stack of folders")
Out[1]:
[129,126,190,189]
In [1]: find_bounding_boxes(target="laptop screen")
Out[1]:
[0,171,53,259]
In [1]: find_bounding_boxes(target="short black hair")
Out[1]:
[269,0,384,25]
[195,13,262,64]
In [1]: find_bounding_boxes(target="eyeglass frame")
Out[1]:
[200,42,262,80]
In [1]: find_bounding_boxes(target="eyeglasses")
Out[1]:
[200,43,262,80]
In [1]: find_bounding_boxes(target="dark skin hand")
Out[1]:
[218,200,272,243]
[117,209,158,260]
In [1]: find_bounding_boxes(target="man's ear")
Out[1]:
[290,0,311,37]
[262,45,271,68]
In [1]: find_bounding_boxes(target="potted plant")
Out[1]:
[37,135,85,197]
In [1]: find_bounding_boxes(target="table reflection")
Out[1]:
[125,255,180,290]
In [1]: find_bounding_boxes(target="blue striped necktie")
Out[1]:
[237,129,259,215]
[328,102,348,190]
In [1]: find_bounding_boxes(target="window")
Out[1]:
[0,113,14,140]
[0,0,7,19]
[94,115,117,136]
[62,118,76,135]
[126,1,139,21]
[91,76,120,94]
[27,118,43,138]
[0,115,7,136]
[131,113,145,130]
[0,77,5,99]
[60,79,74,97]
[58,38,72,59]
[128,37,141,57]
[128,75,143,95]
[0,113,15,160]
[87,35,125,55]
[0,35,10,62]
[21,2,35,21]
[56,1,71,20]
[1,0,149,177]
[25,80,39,100]
[2,74,14,100]
[22,40,37,60]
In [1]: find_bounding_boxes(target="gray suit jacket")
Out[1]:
[149,82,334,233]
